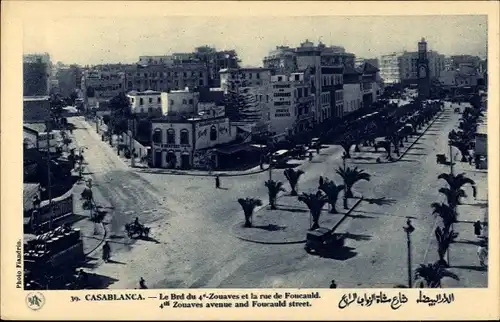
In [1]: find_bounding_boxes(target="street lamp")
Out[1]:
[403,218,415,288]
[448,141,454,175]
[342,152,348,210]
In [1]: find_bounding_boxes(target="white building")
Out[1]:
[127,90,162,115]
[343,65,363,115]
[219,67,272,93]
[160,88,200,116]
[379,53,401,84]
[270,75,296,137]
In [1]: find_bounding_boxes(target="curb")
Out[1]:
[232,197,364,245]
[134,165,270,178]
[83,222,107,257]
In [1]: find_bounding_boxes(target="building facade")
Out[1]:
[269,75,296,137]
[23,96,51,123]
[127,90,163,116]
[399,49,445,84]
[343,65,363,115]
[379,53,401,84]
[357,62,380,108]
[417,38,431,100]
[160,89,200,116]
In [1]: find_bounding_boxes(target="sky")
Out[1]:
[23,15,488,66]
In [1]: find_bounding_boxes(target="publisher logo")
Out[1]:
[26,292,45,311]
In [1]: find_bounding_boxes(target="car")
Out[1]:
[304,227,346,255]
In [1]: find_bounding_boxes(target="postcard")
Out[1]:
[1,1,499,320]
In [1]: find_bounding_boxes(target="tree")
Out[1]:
[237,198,263,228]
[298,191,328,230]
[318,177,345,214]
[438,187,466,209]
[108,93,132,137]
[435,226,459,267]
[438,173,476,195]
[223,82,259,122]
[264,180,285,210]
[414,262,459,288]
[449,139,470,162]
[431,202,458,230]
[283,168,305,196]
[336,166,371,198]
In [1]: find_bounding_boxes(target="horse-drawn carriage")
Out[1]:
[125,221,151,239]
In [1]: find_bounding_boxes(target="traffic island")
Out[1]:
[231,194,362,245]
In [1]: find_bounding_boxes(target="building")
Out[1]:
[263,46,298,75]
[449,55,481,70]
[438,64,479,88]
[24,61,50,97]
[219,67,272,93]
[124,64,209,93]
[23,96,51,123]
[399,49,445,85]
[138,55,174,65]
[150,104,235,169]
[343,65,363,115]
[127,90,163,116]
[357,62,380,107]
[356,58,379,69]
[379,53,402,84]
[81,67,127,109]
[23,123,63,153]
[160,89,200,116]
[55,65,82,97]
[269,75,296,137]
[290,72,315,134]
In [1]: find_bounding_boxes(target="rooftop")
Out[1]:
[24,123,47,133]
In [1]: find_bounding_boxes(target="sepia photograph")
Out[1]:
[2,1,499,320]
[21,14,490,291]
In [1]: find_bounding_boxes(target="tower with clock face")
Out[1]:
[417,38,430,100]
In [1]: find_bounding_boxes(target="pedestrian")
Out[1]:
[215,175,220,189]
[473,220,482,237]
[477,241,488,268]
[319,176,324,187]
[468,154,473,165]
[309,151,313,161]
[329,280,337,289]
[102,241,111,263]
[139,277,148,289]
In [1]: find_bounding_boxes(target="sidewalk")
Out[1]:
[135,163,271,177]
[347,107,446,165]
[231,193,363,244]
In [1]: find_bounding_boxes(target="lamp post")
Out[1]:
[342,152,348,210]
[403,218,415,288]
[448,141,454,175]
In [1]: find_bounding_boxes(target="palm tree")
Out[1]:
[264,180,285,210]
[237,198,263,228]
[449,139,470,162]
[283,169,305,196]
[439,187,466,209]
[414,262,460,288]
[336,166,371,198]
[435,226,459,267]
[339,136,355,158]
[318,178,345,213]
[431,202,458,230]
[438,173,476,196]
[298,191,328,230]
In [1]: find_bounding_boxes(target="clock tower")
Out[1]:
[417,38,430,100]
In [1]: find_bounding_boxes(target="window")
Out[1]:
[182,99,187,104]
[180,129,189,145]
[189,99,193,104]
[149,98,153,103]
[157,97,161,103]
[153,129,162,144]
[210,126,217,141]
[167,129,175,144]
[140,108,145,113]
[169,99,174,106]
[257,73,260,79]
[140,98,144,105]
[183,72,187,77]
[199,72,203,77]
[148,107,153,112]
[295,74,300,81]
[249,73,253,79]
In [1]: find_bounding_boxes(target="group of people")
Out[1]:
[473,220,488,268]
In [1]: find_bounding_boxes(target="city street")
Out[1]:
[70,102,486,289]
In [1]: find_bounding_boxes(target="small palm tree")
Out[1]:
[414,262,460,288]
[283,168,305,196]
[435,226,459,267]
[237,198,263,228]
[336,166,371,198]
[431,202,458,230]
[340,139,354,158]
[264,180,285,210]
[298,191,328,230]
[318,177,345,213]
[439,187,466,209]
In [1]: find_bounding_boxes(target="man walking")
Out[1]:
[329,280,337,288]
[473,220,482,237]
[102,241,111,263]
[215,175,221,189]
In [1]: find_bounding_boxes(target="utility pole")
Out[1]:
[449,143,454,175]
[403,218,415,288]
[46,120,53,231]
[129,118,135,167]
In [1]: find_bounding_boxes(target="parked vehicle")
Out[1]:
[125,221,151,239]
[304,227,346,255]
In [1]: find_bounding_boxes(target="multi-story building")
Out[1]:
[150,94,236,169]
[160,89,200,116]
[81,67,127,108]
[55,65,82,97]
[357,62,380,107]
[138,55,174,65]
[23,96,51,123]
[291,72,315,134]
[23,53,51,96]
[219,67,272,93]
[124,64,209,93]
[263,46,298,75]
[399,50,445,84]
[343,65,363,115]
[438,64,479,88]
[379,53,402,84]
[127,90,163,116]
[449,55,481,70]
[356,58,379,69]
[270,75,296,137]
